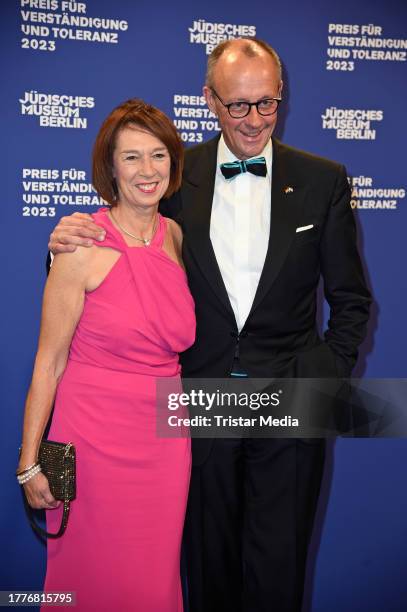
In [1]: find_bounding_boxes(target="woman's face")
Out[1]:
[112,126,171,209]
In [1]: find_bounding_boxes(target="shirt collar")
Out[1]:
[217,134,273,178]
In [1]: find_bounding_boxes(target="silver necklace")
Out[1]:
[110,210,158,246]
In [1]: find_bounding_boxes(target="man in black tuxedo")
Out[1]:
[49,38,371,612]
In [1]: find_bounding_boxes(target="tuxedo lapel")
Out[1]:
[182,137,306,324]
[250,139,305,314]
[182,137,236,321]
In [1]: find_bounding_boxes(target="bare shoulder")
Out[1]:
[162,217,185,270]
[50,244,97,283]
[165,217,183,248]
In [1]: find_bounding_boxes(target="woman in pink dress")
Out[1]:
[17,99,195,611]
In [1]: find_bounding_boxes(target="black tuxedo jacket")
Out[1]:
[160,136,371,463]
[161,134,370,372]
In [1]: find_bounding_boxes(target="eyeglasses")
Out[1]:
[211,88,282,118]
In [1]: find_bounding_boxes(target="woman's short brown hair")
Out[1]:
[92,98,184,206]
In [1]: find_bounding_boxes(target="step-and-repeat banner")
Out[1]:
[1,1,406,610]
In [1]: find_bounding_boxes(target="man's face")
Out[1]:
[204,52,282,160]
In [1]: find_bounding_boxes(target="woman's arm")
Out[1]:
[18,247,90,509]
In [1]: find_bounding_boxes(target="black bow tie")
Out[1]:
[220,156,267,180]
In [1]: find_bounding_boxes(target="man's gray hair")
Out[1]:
[206,37,282,86]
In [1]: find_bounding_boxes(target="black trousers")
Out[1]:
[184,438,325,612]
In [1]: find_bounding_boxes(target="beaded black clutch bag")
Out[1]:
[21,440,76,539]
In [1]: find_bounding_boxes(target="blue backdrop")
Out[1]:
[1,0,407,610]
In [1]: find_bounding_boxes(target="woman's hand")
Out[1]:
[23,472,61,510]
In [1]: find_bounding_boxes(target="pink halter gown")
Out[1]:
[43,208,195,611]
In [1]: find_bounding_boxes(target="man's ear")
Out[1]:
[278,80,284,97]
[203,85,217,115]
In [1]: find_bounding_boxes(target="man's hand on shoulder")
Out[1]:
[48,212,106,255]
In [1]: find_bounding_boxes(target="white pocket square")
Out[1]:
[296,224,314,233]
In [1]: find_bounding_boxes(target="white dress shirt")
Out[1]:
[210,136,272,331]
